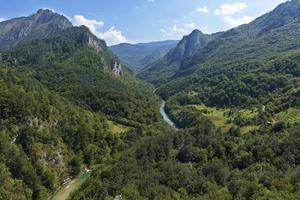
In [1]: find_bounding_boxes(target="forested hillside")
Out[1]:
[0,10,165,200]
[1,24,161,126]
[140,0,300,87]
[0,67,119,199]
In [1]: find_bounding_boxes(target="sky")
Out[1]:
[0,0,288,45]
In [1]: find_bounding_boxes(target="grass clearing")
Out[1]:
[275,108,300,124]
[191,105,258,133]
[192,105,233,132]
[240,125,259,134]
[108,120,129,134]
[239,109,258,119]
[52,172,91,200]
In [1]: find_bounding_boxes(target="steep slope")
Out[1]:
[110,40,178,73]
[0,9,165,200]
[173,0,300,78]
[140,0,300,87]
[0,9,72,51]
[152,0,300,106]
[1,24,161,126]
[166,30,216,62]
[138,30,220,85]
[0,67,118,199]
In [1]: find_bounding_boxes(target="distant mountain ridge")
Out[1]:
[110,40,178,73]
[137,30,220,85]
[138,0,300,87]
[0,9,72,51]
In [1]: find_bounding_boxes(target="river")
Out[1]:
[160,100,178,129]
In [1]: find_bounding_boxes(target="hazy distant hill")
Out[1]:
[110,40,178,73]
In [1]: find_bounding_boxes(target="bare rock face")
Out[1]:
[166,30,216,62]
[88,36,104,53]
[0,9,72,51]
[112,62,123,76]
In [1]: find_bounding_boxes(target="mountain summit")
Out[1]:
[0,9,72,51]
[166,30,215,62]
[250,0,300,34]
[137,30,220,85]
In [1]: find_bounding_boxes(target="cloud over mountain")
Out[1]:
[215,2,254,26]
[73,15,127,45]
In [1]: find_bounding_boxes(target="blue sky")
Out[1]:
[0,0,287,45]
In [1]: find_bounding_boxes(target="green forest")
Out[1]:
[0,23,165,199]
[1,1,300,200]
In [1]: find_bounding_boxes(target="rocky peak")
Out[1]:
[248,0,300,34]
[33,9,71,28]
[0,9,72,51]
[166,29,214,62]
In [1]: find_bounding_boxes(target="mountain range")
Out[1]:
[1,1,300,199]
[139,0,300,106]
[139,0,300,88]
[110,40,178,73]
[138,30,221,85]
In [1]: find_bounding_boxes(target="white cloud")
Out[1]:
[161,23,198,38]
[214,2,254,27]
[223,16,254,26]
[202,25,209,32]
[0,17,6,22]
[148,0,155,2]
[214,2,247,17]
[160,29,167,33]
[73,15,127,45]
[98,26,127,45]
[172,25,186,34]
[184,23,196,29]
[73,15,104,34]
[197,6,210,13]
